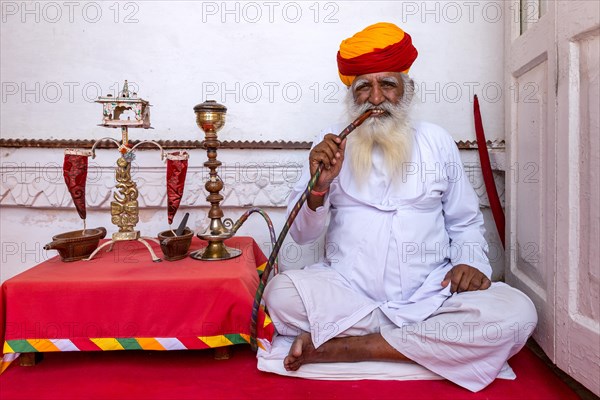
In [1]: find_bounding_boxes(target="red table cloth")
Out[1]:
[0,236,273,372]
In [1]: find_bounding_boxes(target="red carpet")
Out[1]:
[0,346,579,400]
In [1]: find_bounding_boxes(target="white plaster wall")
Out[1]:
[0,204,505,281]
[0,146,505,282]
[0,1,507,282]
[1,0,505,141]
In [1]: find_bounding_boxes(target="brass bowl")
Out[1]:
[193,100,227,133]
[44,227,107,262]
[158,228,194,261]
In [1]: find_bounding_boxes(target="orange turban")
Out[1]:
[337,22,418,86]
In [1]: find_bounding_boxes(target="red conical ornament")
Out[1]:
[63,149,92,221]
[166,151,189,225]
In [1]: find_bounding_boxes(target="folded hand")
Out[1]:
[441,264,491,293]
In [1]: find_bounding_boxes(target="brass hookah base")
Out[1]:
[189,217,242,261]
[189,100,244,262]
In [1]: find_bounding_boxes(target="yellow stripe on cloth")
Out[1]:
[91,338,125,351]
[199,335,233,348]
[257,262,267,273]
[3,342,14,354]
[136,338,166,351]
[263,313,272,328]
[27,339,60,352]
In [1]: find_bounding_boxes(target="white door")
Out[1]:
[555,1,600,395]
[505,0,557,362]
[505,1,600,395]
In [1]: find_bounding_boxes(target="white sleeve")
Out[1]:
[440,133,492,279]
[287,131,332,245]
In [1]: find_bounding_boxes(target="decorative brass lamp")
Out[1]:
[86,81,164,262]
[190,100,242,261]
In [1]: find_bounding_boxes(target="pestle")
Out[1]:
[175,213,189,236]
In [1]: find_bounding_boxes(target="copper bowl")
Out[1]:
[44,227,107,262]
[158,228,193,261]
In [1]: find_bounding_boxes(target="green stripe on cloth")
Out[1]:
[224,334,248,345]
[116,338,143,350]
[6,340,38,353]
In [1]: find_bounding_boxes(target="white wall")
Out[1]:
[0,146,506,282]
[1,0,506,141]
[1,1,507,281]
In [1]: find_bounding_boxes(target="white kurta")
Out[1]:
[285,121,491,346]
[263,121,537,392]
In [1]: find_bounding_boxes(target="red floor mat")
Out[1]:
[0,346,579,400]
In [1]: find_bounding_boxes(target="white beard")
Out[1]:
[344,75,415,186]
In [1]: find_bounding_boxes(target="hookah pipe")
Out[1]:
[249,109,374,350]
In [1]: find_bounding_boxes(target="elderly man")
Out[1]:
[263,22,537,392]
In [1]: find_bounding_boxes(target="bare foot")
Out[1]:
[284,332,315,371]
[283,332,409,371]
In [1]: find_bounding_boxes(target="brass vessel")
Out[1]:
[190,100,242,261]
[45,227,107,262]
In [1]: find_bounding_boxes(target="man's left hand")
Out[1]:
[441,264,491,293]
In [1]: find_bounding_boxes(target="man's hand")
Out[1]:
[441,264,491,293]
[309,134,346,191]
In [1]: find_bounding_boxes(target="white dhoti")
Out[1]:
[263,269,537,392]
[264,122,539,392]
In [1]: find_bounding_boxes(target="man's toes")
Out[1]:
[284,356,299,371]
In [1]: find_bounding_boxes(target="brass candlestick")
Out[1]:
[190,100,242,261]
[86,81,164,262]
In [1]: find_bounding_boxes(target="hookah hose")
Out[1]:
[249,109,374,350]
[231,207,279,275]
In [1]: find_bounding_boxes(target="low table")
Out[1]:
[0,236,273,372]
